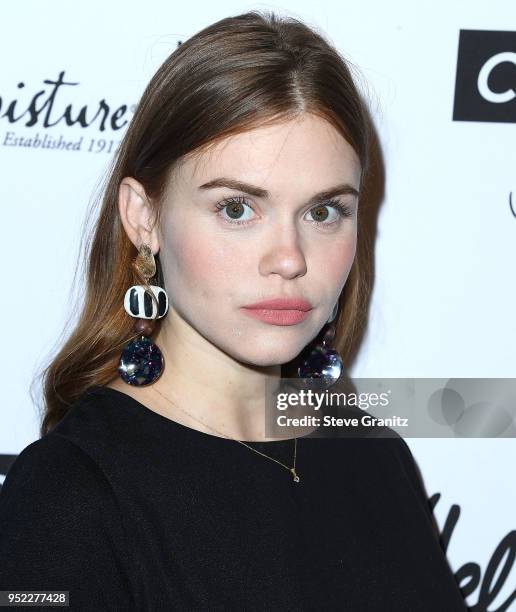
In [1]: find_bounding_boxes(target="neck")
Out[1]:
[121,314,315,441]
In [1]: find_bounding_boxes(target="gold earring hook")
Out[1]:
[134,243,156,282]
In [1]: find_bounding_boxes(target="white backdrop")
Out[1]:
[1,1,514,609]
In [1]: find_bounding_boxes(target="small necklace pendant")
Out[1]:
[290,468,300,483]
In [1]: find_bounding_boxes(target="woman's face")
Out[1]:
[156,112,361,367]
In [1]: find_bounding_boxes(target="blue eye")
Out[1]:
[214,195,353,227]
[307,198,353,225]
[215,196,254,225]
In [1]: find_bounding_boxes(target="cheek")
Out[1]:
[312,232,357,286]
[170,231,247,302]
[339,237,357,278]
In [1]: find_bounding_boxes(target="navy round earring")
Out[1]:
[118,243,169,386]
[297,301,343,388]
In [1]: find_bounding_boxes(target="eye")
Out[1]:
[305,198,354,227]
[215,195,255,225]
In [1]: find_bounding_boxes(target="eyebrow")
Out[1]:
[198,177,359,204]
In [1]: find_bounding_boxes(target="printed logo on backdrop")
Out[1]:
[435,494,516,611]
[0,71,136,154]
[0,42,184,154]
[453,29,516,123]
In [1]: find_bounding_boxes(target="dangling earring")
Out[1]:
[297,301,343,387]
[118,243,169,386]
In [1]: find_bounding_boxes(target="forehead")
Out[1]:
[172,114,361,194]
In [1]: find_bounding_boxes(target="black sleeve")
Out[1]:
[385,436,469,610]
[386,436,441,534]
[0,434,135,611]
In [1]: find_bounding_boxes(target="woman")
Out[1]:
[0,10,467,611]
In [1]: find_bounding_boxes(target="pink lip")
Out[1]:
[240,297,313,326]
[242,297,313,311]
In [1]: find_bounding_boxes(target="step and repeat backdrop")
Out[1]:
[1,2,514,609]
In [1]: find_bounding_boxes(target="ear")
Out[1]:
[117,177,160,254]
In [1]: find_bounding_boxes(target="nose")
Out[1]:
[258,220,308,280]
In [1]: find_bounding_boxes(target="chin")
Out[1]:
[232,342,306,369]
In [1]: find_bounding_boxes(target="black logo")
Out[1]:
[0,71,133,131]
[453,29,516,123]
[433,493,516,611]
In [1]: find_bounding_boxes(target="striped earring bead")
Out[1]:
[123,285,168,319]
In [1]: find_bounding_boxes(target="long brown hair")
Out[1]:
[34,10,374,437]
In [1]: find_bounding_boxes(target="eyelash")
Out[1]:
[214,195,353,227]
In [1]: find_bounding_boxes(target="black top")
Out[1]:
[0,385,467,611]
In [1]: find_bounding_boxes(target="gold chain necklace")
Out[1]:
[152,386,300,483]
